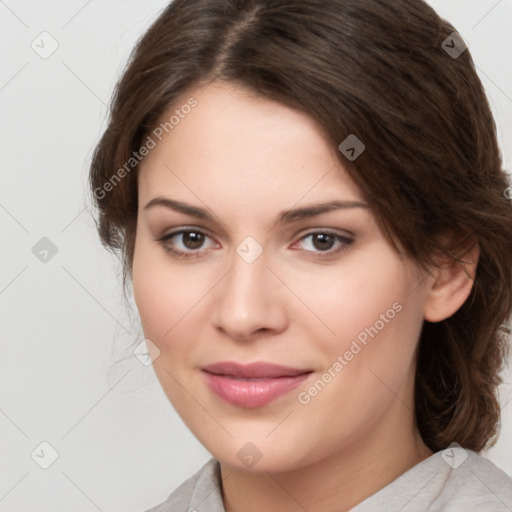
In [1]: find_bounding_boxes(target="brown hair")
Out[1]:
[89,0,512,452]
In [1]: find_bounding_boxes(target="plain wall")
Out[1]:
[1,1,511,511]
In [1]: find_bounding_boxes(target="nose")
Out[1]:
[211,245,288,341]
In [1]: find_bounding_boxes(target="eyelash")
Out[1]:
[155,228,354,260]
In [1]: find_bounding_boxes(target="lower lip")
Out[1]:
[202,371,311,408]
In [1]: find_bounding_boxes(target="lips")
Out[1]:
[201,361,313,408]
[201,361,312,378]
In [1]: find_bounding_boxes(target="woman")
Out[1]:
[89,0,512,510]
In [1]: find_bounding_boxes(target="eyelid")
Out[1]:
[156,225,355,260]
[290,229,354,256]
[158,225,353,242]
[158,226,219,248]
[292,225,355,240]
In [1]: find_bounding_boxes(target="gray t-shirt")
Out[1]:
[145,448,512,511]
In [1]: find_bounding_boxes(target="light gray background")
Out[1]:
[1,1,511,511]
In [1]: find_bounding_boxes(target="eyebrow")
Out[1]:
[143,197,368,225]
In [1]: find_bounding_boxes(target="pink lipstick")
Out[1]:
[201,361,312,408]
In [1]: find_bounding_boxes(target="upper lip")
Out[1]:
[201,361,312,378]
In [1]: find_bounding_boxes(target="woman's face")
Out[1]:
[132,81,430,472]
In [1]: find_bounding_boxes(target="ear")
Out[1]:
[423,234,480,323]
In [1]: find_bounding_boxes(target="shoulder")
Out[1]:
[438,449,512,509]
[143,457,224,512]
[353,447,512,512]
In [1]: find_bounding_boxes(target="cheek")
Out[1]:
[133,273,200,341]
[132,238,218,369]
[132,239,189,340]
[310,254,424,404]
[296,249,424,412]
[289,251,415,353]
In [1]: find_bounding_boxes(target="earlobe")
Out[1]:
[423,237,480,323]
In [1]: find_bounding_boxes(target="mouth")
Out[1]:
[201,361,313,408]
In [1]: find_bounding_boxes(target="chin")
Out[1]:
[201,434,319,474]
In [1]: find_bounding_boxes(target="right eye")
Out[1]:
[156,228,218,259]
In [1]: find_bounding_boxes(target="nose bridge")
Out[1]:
[223,239,269,310]
[212,237,286,338]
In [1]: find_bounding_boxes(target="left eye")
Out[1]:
[156,228,353,259]
[292,231,354,255]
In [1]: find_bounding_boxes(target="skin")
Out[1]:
[132,81,479,512]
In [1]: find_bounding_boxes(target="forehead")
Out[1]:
[137,82,364,209]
